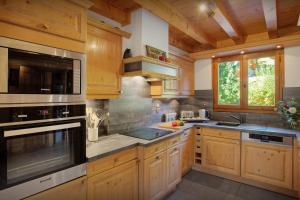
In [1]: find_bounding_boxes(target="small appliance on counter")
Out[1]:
[164,112,177,122]
[180,110,210,123]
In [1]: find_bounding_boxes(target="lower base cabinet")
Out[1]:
[87,160,138,200]
[202,135,241,176]
[144,151,167,200]
[25,176,87,200]
[166,146,181,191]
[241,141,293,189]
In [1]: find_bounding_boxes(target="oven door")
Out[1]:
[0,119,86,189]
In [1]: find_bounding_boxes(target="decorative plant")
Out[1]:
[277,98,300,129]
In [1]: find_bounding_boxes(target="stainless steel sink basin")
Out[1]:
[216,121,241,127]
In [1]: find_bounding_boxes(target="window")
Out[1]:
[213,50,283,113]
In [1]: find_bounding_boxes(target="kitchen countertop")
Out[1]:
[86,121,300,162]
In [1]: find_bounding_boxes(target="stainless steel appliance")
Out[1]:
[0,104,86,200]
[242,132,293,146]
[0,37,85,104]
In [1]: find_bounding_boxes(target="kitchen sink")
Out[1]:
[215,121,241,127]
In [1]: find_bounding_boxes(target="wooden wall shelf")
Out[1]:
[123,56,178,69]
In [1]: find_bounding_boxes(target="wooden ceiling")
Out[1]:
[90,0,300,58]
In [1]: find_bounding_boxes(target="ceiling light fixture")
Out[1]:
[199,3,207,12]
[211,55,215,58]
[240,50,245,54]
[276,45,282,49]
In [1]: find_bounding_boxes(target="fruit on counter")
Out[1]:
[172,121,178,127]
[171,120,185,127]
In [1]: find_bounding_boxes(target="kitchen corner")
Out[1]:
[1,1,300,200]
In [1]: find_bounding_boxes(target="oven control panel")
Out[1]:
[0,104,86,124]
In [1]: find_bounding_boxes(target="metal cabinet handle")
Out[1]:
[62,111,70,115]
[17,114,28,118]
[40,88,51,91]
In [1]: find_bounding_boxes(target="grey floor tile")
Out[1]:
[165,170,297,200]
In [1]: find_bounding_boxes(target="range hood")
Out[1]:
[123,56,178,80]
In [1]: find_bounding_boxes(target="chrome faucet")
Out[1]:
[229,114,246,124]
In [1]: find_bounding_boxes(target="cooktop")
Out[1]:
[121,127,173,140]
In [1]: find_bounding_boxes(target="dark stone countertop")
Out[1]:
[86,121,300,162]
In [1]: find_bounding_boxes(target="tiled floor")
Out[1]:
[166,170,297,200]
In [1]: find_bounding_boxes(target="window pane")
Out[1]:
[218,61,240,105]
[248,56,275,106]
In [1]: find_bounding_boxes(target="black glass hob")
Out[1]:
[122,127,173,140]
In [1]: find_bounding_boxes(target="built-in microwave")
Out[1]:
[0,37,85,104]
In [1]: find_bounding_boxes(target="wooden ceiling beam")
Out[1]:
[133,0,217,47]
[90,0,131,26]
[190,33,300,59]
[262,0,278,38]
[210,1,244,44]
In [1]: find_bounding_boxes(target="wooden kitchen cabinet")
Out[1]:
[143,151,167,200]
[25,176,87,200]
[241,141,293,189]
[169,53,195,96]
[87,160,139,200]
[150,52,194,97]
[202,135,241,176]
[166,145,181,191]
[0,0,91,53]
[181,129,194,176]
[86,19,122,99]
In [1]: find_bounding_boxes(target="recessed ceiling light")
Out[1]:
[240,51,245,54]
[211,55,215,58]
[276,45,282,49]
[199,3,207,12]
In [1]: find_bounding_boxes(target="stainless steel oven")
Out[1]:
[0,37,85,104]
[0,104,86,200]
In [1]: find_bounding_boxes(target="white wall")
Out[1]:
[141,9,169,55]
[123,8,169,56]
[194,59,212,90]
[284,46,300,87]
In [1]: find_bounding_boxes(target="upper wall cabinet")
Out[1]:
[86,17,131,99]
[0,0,92,53]
[150,52,194,97]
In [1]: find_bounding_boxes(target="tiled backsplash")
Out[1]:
[179,87,300,128]
[87,76,300,134]
[86,77,180,134]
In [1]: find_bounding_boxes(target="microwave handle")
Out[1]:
[0,47,8,93]
[4,122,81,138]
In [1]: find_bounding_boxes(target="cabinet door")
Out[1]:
[87,160,138,200]
[0,0,87,42]
[86,25,121,99]
[25,176,87,200]
[166,146,181,191]
[202,136,240,176]
[181,139,193,176]
[241,141,293,189]
[144,151,167,200]
[169,53,194,96]
[163,79,179,95]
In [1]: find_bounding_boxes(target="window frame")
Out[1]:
[212,49,284,113]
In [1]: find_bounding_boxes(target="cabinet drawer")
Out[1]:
[167,136,180,148]
[144,141,167,159]
[87,147,138,177]
[202,128,240,140]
